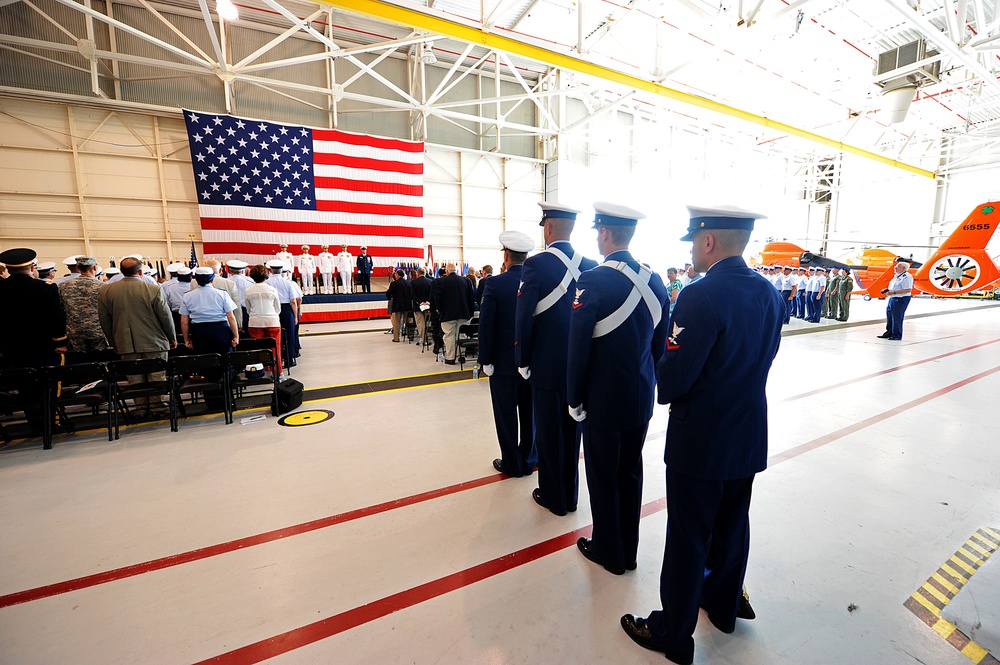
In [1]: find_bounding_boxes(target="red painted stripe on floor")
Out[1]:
[193,498,667,665]
[781,338,1000,403]
[0,473,507,609]
[769,364,1000,466]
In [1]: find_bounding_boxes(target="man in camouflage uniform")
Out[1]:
[837,268,854,321]
[58,256,111,354]
[824,269,841,320]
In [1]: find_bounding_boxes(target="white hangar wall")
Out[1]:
[0,98,544,271]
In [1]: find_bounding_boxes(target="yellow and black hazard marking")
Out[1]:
[904,526,1000,664]
[277,410,334,427]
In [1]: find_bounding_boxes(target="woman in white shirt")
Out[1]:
[245,264,284,375]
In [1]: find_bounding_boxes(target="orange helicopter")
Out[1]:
[750,201,1000,299]
[860,201,1000,299]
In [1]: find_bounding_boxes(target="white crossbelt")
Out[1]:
[534,246,584,315]
[592,260,662,337]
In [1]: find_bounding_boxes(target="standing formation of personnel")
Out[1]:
[759,264,852,323]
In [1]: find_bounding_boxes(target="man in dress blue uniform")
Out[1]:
[620,205,784,665]
[356,246,374,293]
[515,201,598,516]
[567,202,669,575]
[0,248,67,369]
[479,230,536,477]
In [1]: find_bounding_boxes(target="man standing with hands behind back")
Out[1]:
[515,201,597,517]
[479,230,536,478]
[621,205,784,665]
[567,202,669,576]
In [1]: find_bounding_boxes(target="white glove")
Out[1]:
[568,404,587,422]
[518,366,531,380]
[481,364,494,377]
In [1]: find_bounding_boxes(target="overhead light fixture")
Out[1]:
[420,44,437,65]
[216,0,239,22]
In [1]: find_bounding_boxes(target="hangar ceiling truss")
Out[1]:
[2,0,1000,175]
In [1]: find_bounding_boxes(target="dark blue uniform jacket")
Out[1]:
[656,256,784,480]
[478,265,522,376]
[567,250,669,430]
[514,241,598,392]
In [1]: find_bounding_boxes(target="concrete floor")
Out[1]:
[1,296,999,664]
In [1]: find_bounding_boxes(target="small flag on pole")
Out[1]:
[189,240,199,268]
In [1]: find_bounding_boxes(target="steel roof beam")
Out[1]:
[321,0,936,178]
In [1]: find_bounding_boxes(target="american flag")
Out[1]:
[183,110,424,269]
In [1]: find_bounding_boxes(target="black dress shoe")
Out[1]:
[889,337,902,341]
[577,537,625,575]
[738,593,756,620]
[620,615,692,665]
[492,459,505,474]
[532,488,567,516]
[626,560,638,571]
[876,333,891,338]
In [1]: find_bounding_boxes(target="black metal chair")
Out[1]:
[457,323,479,370]
[168,353,229,429]
[227,349,279,415]
[0,367,42,444]
[40,363,114,450]
[108,357,172,439]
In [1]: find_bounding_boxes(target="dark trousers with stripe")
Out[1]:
[886,296,911,339]
[488,373,535,476]
[780,290,792,324]
[279,303,299,364]
[646,470,754,660]
[811,292,825,322]
[581,423,646,570]
[533,385,581,514]
[795,290,806,318]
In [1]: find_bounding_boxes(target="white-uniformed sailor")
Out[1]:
[276,243,294,280]
[298,245,316,295]
[317,244,335,294]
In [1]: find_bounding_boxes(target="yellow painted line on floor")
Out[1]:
[932,618,957,639]
[942,564,970,585]
[905,527,1000,665]
[304,368,465,392]
[921,582,951,605]
[965,537,992,557]
[982,526,1000,542]
[973,530,1000,548]
[302,377,477,405]
[910,591,942,616]
[950,555,978,576]
[959,547,986,567]
[931,572,960,595]
[961,641,989,663]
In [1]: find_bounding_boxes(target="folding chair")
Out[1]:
[227,349,279,414]
[168,353,229,429]
[456,323,479,370]
[108,357,172,439]
[0,367,41,444]
[41,363,114,449]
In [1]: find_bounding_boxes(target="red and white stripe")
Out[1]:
[199,127,424,269]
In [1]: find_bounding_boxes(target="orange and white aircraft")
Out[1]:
[859,201,1000,299]
[749,202,1000,299]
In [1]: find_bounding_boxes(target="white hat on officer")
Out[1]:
[266,259,284,269]
[62,255,81,266]
[227,259,248,270]
[37,261,57,272]
[166,262,185,273]
[538,201,580,226]
[194,266,214,276]
[499,230,534,253]
[592,201,646,229]
[176,266,192,276]
[681,204,766,242]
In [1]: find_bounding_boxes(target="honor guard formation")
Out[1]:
[5,202,933,665]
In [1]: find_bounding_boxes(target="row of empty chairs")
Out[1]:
[0,339,280,450]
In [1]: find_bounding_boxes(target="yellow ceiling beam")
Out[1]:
[324,0,936,179]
